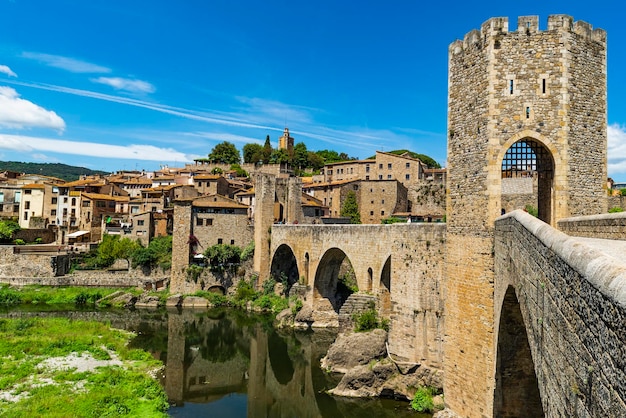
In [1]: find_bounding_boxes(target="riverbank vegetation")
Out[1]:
[0,285,129,307]
[73,235,172,271]
[0,316,168,417]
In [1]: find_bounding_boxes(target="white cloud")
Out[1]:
[0,86,65,131]
[0,65,17,77]
[91,77,155,94]
[0,134,194,162]
[608,124,626,178]
[21,52,111,73]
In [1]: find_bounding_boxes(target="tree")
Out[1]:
[208,141,241,164]
[112,237,140,269]
[262,135,273,163]
[0,220,20,242]
[307,152,325,171]
[270,148,290,164]
[341,191,361,224]
[316,149,342,164]
[243,143,264,164]
[293,142,309,169]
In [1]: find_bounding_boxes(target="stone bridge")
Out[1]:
[270,223,446,366]
[270,211,626,417]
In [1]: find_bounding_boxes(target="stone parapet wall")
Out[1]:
[557,212,626,240]
[495,210,626,417]
[0,269,168,288]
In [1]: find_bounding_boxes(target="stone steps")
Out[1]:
[338,293,377,331]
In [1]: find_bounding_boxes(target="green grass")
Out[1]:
[0,317,168,417]
[0,285,136,307]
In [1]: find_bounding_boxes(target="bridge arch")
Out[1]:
[313,247,357,313]
[494,285,544,417]
[270,244,300,292]
[497,131,561,225]
[378,256,391,317]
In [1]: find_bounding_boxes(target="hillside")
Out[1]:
[0,161,110,182]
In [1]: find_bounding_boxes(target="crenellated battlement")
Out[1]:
[450,15,606,55]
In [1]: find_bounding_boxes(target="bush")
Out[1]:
[13,239,25,245]
[35,237,43,244]
[353,306,389,332]
[234,279,257,303]
[524,205,538,217]
[609,206,624,213]
[411,387,438,413]
[204,244,241,271]
[241,241,255,261]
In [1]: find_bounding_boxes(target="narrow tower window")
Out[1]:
[542,79,546,94]
[509,80,514,94]
[526,107,531,119]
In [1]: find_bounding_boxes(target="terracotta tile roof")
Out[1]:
[193,174,222,180]
[63,179,106,187]
[22,183,45,189]
[301,193,325,207]
[187,194,248,209]
[81,192,130,202]
[302,178,358,188]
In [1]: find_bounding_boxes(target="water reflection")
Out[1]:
[1,307,429,418]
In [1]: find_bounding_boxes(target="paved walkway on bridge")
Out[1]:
[575,237,626,266]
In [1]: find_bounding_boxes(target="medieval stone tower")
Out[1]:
[445,15,607,417]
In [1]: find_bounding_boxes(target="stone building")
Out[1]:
[277,127,294,153]
[445,15,607,417]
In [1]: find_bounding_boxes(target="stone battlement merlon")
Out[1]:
[450,14,606,55]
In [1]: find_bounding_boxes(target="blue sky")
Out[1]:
[1,1,626,179]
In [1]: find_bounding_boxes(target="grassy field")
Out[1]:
[0,316,168,417]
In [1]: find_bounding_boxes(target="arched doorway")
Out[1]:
[314,248,357,313]
[494,286,544,417]
[501,139,554,224]
[270,244,299,294]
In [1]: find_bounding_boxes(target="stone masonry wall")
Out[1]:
[557,212,626,240]
[495,210,626,417]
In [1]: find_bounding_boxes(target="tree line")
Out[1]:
[197,136,440,175]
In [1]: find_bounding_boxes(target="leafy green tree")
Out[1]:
[132,236,172,270]
[341,191,361,224]
[316,149,342,164]
[208,141,241,164]
[269,148,290,164]
[307,152,325,171]
[293,142,309,169]
[112,237,141,269]
[0,220,20,242]
[94,235,117,267]
[230,164,248,177]
[243,143,264,164]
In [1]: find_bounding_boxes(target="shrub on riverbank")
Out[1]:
[0,317,168,417]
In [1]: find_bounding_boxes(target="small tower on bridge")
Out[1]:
[445,15,607,417]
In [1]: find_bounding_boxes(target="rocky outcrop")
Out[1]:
[320,329,387,373]
[329,361,397,397]
[321,328,443,401]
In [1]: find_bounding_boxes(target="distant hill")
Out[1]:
[367,150,441,169]
[0,161,110,182]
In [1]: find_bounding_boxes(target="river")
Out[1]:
[1,306,431,418]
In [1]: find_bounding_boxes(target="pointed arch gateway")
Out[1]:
[501,137,555,224]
